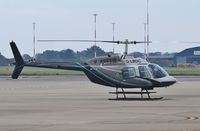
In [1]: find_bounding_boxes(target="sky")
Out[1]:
[1,0,200,58]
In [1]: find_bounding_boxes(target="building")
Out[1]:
[174,46,200,67]
[149,56,174,67]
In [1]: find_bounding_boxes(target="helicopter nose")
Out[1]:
[160,76,176,87]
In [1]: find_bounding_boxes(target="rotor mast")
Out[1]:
[124,39,129,55]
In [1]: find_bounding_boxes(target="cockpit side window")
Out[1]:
[122,67,136,79]
[148,64,168,78]
[138,66,151,78]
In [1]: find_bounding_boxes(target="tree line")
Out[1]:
[0,46,109,65]
[0,46,176,66]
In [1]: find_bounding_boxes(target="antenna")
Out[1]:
[33,22,36,59]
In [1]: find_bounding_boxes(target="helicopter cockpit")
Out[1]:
[148,64,168,78]
[122,63,169,79]
[120,62,176,87]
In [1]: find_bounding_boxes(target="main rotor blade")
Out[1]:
[38,39,152,44]
[188,42,200,44]
[38,39,121,44]
[129,41,152,44]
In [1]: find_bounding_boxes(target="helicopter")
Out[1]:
[10,40,176,100]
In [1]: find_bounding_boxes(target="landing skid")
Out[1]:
[109,88,163,101]
[108,97,163,101]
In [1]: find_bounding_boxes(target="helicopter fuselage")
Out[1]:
[78,54,176,90]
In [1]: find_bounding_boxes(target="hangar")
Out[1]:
[174,46,200,67]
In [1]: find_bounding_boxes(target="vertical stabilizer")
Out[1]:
[10,41,24,79]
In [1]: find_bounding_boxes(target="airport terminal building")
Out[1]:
[174,46,200,67]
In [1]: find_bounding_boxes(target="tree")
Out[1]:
[36,50,60,61]
[23,54,32,60]
[60,49,77,60]
[0,53,9,66]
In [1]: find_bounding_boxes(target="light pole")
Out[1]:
[93,14,98,58]
[144,23,147,58]
[33,22,36,59]
[112,22,116,53]
[146,0,150,57]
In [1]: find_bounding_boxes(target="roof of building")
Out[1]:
[175,46,200,57]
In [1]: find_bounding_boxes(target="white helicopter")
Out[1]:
[10,39,176,100]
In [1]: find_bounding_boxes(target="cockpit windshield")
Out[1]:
[148,64,168,78]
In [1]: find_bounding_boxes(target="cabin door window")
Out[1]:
[122,67,136,79]
[138,66,150,78]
